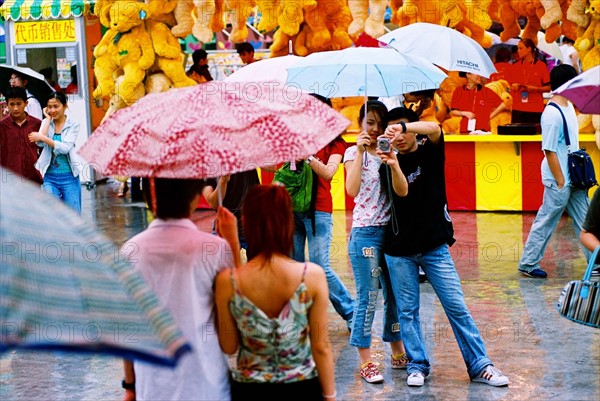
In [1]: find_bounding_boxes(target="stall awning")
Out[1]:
[0,0,95,21]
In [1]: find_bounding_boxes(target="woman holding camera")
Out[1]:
[343,100,408,383]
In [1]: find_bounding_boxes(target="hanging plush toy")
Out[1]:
[93,1,155,105]
[145,19,198,87]
[348,0,388,40]
[576,0,600,70]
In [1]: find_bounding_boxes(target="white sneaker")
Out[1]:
[407,372,425,386]
[472,365,509,387]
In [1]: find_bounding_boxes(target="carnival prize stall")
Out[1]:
[0,0,104,184]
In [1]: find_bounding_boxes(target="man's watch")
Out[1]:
[399,121,407,133]
[306,155,316,164]
[122,380,135,390]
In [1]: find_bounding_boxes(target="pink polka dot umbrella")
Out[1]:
[79,82,350,179]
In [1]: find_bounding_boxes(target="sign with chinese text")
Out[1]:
[15,20,76,44]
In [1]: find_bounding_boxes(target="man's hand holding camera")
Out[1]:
[376,134,399,168]
[376,133,407,197]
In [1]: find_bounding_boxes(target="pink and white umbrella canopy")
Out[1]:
[80,82,350,178]
[553,65,600,115]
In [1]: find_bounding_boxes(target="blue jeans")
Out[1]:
[42,172,81,213]
[519,183,591,271]
[348,226,401,348]
[385,244,491,378]
[294,211,354,321]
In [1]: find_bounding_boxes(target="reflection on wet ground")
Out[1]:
[2,182,599,400]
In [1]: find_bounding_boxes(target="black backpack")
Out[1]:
[547,102,597,190]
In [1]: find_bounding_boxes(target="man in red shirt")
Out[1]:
[0,87,43,184]
[450,72,506,133]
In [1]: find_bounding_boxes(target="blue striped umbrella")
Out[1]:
[0,168,191,366]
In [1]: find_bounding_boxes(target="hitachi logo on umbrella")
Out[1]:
[457,60,480,69]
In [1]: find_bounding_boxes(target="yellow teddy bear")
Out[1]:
[93,0,114,27]
[145,0,177,26]
[578,113,600,150]
[577,0,600,71]
[332,96,364,132]
[330,0,354,50]
[348,0,388,39]
[533,0,575,44]
[101,74,146,125]
[388,0,493,48]
[93,1,155,105]
[497,0,540,43]
[567,0,590,27]
[485,79,512,134]
[268,0,351,57]
[451,0,494,48]
[269,28,295,57]
[276,0,317,38]
[190,0,224,42]
[145,19,197,87]
[439,72,466,134]
[145,72,175,94]
[391,0,418,27]
[304,0,352,49]
[255,0,281,32]
[225,0,258,43]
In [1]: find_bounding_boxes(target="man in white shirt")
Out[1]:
[518,64,590,278]
[121,178,237,401]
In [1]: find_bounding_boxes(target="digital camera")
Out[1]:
[377,137,392,153]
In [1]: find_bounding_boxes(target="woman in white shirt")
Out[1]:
[28,92,82,212]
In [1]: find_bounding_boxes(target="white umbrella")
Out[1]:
[224,55,303,84]
[286,46,447,98]
[534,31,563,61]
[286,46,447,131]
[553,65,600,114]
[380,23,496,78]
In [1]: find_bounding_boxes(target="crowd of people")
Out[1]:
[116,96,522,400]
[1,39,598,401]
[454,36,581,131]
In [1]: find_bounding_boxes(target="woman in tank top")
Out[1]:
[215,184,337,401]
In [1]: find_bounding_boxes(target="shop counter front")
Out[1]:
[443,134,598,211]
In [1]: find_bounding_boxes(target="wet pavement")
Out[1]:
[2,181,599,401]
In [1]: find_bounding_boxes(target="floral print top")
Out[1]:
[344,145,391,228]
[229,264,317,383]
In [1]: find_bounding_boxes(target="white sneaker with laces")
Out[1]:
[407,372,425,387]
[472,365,509,387]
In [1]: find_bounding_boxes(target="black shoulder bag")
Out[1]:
[547,102,597,190]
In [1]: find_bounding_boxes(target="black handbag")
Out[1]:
[557,246,600,329]
[548,102,598,190]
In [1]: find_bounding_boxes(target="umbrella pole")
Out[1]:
[217,179,223,206]
[363,65,368,133]
[150,178,157,215]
